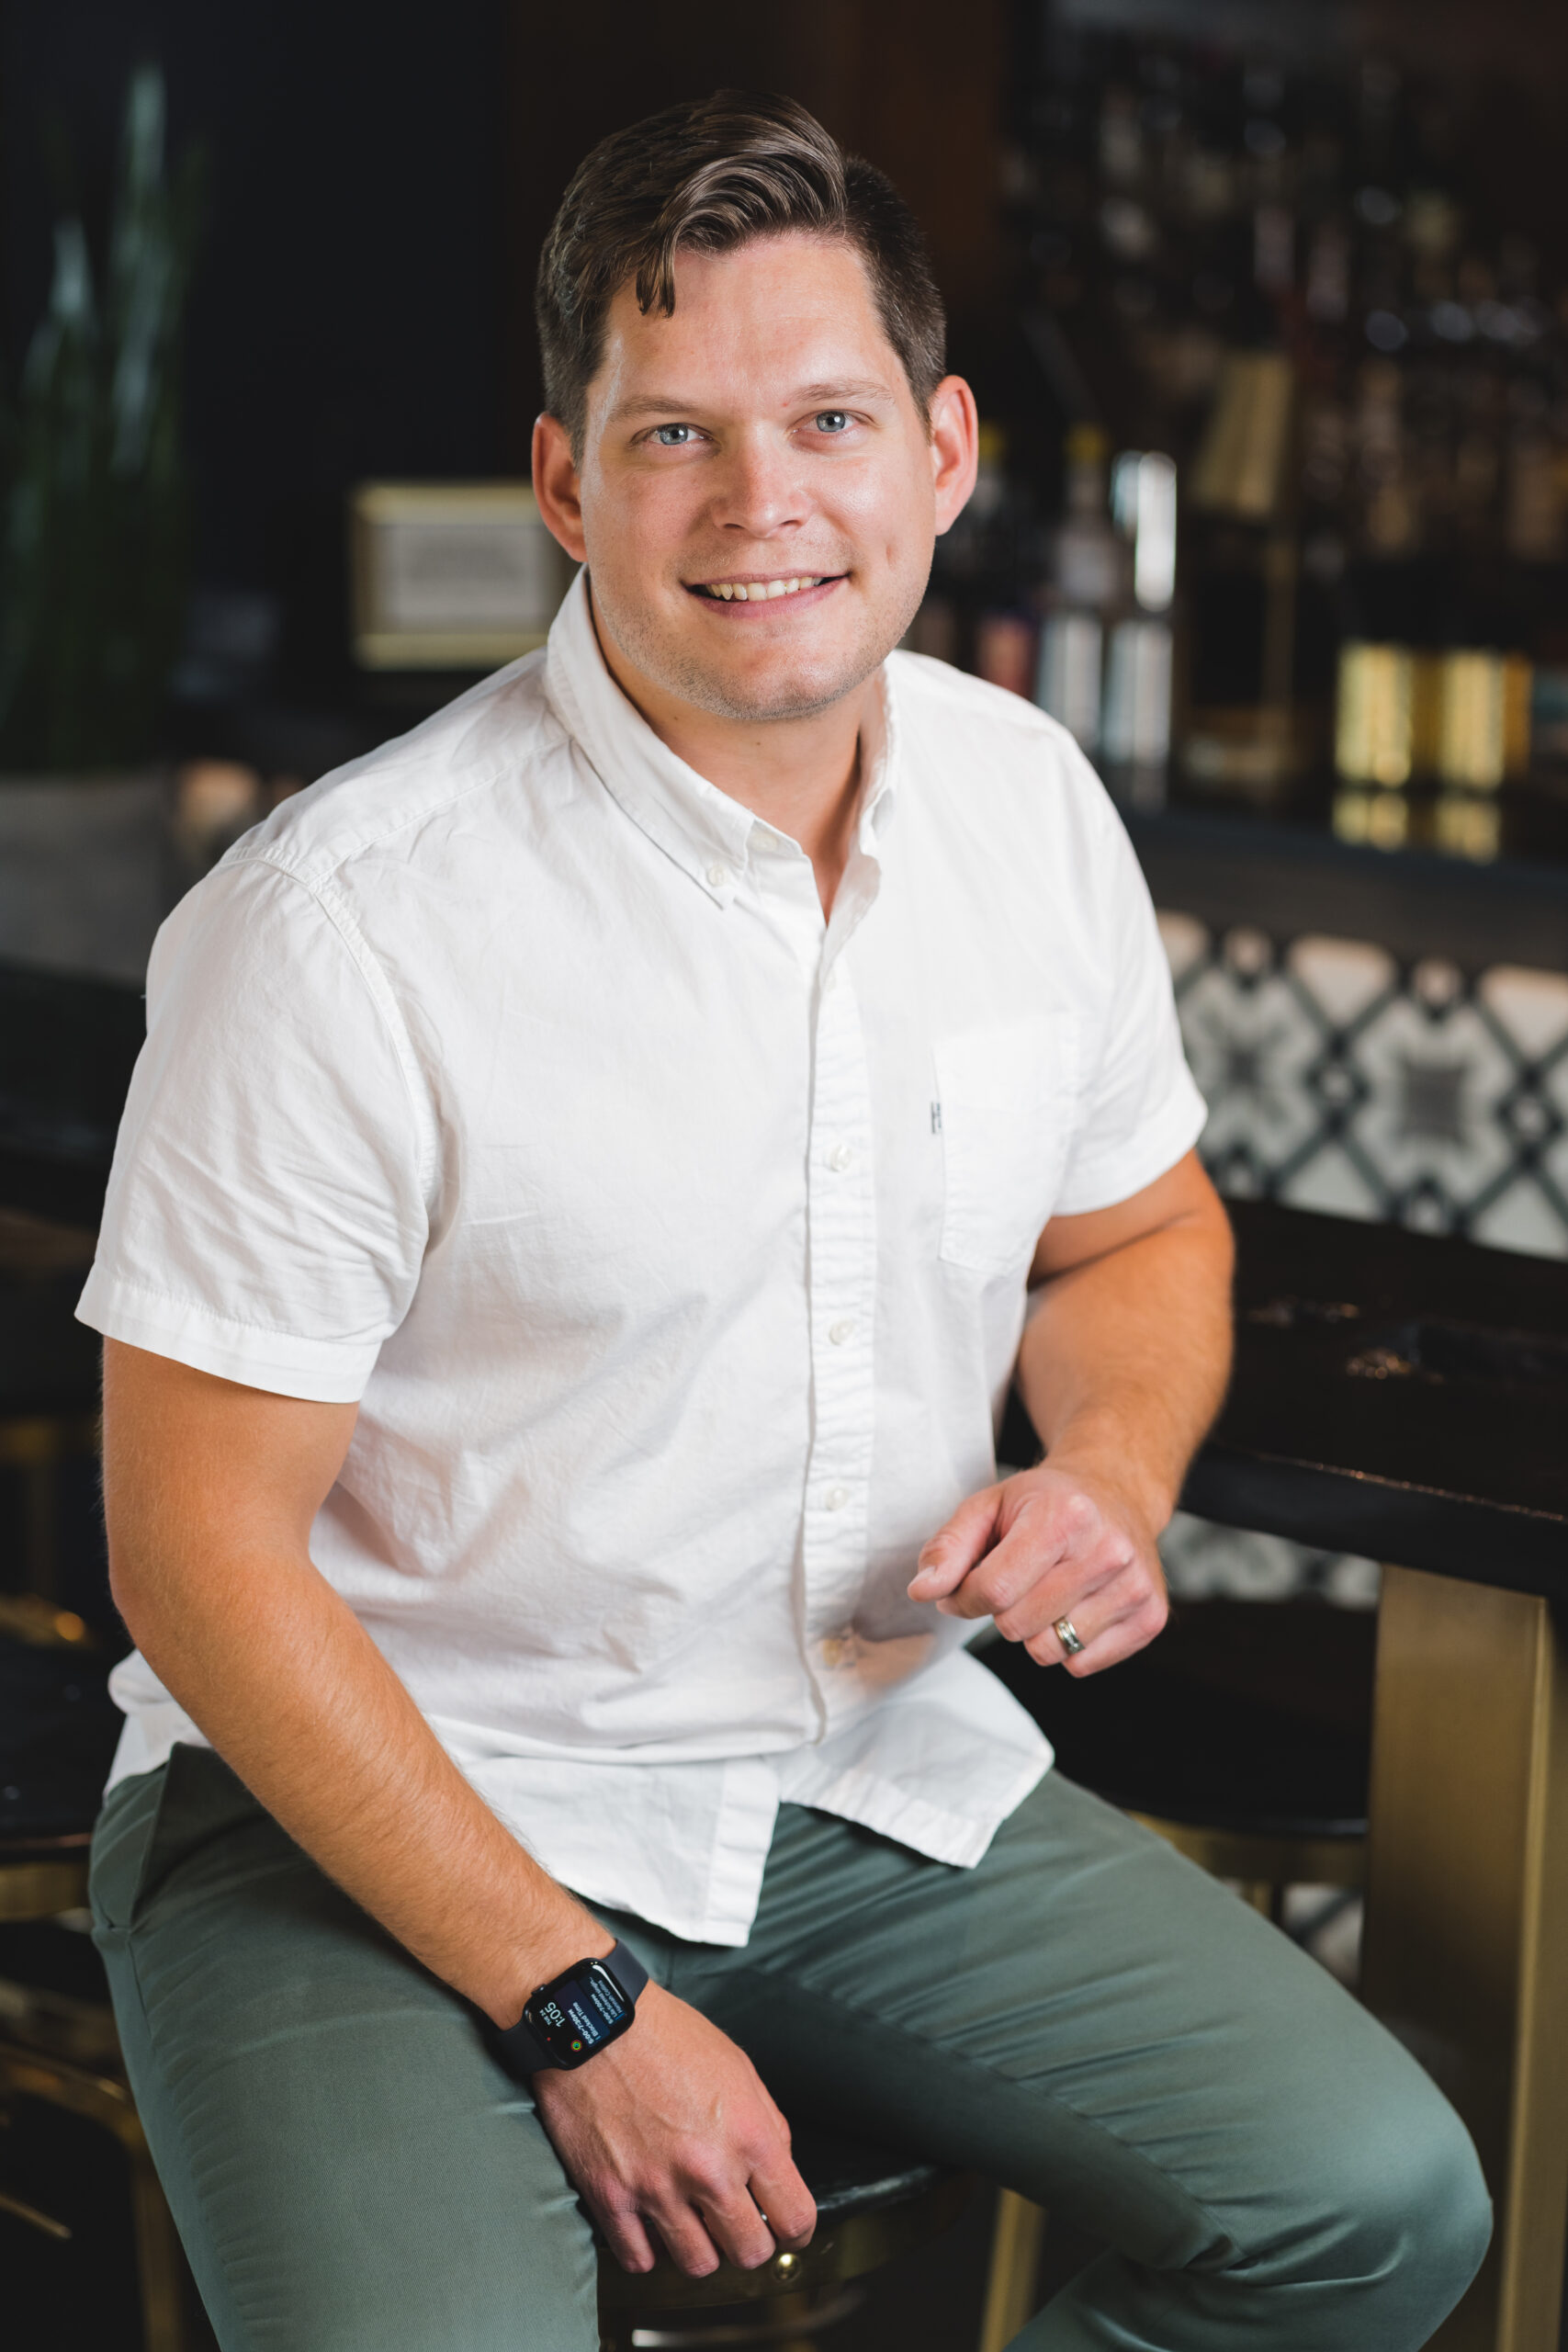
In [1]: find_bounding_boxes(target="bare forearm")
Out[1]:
[100,1341,605,2027]
[1016,1204,1233,1533]
[113,1544,606,2023]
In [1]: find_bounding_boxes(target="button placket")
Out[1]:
[800,957,877,1697]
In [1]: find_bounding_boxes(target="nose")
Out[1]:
[710,426,807,539]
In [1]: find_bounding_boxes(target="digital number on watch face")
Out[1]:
[525,1961,632,2065]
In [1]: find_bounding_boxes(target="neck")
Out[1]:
[590,592,871,916]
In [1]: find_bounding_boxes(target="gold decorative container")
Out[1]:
[1433,790,1503,863]
[1335,643,1416,786]
[1436,651,1507,789]
[1504,655,1533,777]
[1332,783,1416,850]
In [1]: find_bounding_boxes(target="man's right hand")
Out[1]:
[532,1983,817,2277]
[100,1342,814,2281]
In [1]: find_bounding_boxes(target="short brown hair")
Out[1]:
[536,91,946,454]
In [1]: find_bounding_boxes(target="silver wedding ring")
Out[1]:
[1054,1615,1086,1657]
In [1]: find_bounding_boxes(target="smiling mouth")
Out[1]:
[686,574,843,602]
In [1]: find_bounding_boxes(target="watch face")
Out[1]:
[525,1959,634,2069]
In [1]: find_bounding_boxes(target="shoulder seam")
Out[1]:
[255,863,442,1209]
[231,687,570,891]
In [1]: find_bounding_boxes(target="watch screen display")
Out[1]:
[526,1960,632,2065]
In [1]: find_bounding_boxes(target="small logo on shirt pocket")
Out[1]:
[932,1015,1081,1279]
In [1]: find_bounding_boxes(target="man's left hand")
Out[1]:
[907,1460,1168,1675]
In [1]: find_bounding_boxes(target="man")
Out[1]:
[85,91,1486,2351]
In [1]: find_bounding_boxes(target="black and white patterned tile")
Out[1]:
[1155,911,1568,1604]
[1161,914,1568,1250]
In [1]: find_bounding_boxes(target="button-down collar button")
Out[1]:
[705,862,731,889]
[827,1143,854,1174]
[828,1317,856,1347]
[824,1484,850,1511]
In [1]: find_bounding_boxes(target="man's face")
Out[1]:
[536,232,976,727]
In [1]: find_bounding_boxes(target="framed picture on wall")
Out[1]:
[350,482,573,669]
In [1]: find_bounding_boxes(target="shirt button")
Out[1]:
[828,1318,856,1347]
[824,1484,850,1511]
[828,1143,855,1174]
[820,1630,855,1667]
[705,862,730,888]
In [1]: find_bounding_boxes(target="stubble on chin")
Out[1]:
[595,578,924,727]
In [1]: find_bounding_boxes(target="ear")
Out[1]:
[928,376,979,537]
[533,413,588,563]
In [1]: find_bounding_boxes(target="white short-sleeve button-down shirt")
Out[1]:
[79,570,1205,1945]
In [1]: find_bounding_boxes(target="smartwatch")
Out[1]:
[492,1940,649,2075]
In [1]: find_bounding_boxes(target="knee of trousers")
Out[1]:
[1261,2068,1492,2343]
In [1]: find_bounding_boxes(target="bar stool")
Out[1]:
[0,1611,191,2352]
[597,2123,972,2352]
[3,1616,974,2352]
[981,1595,1374,1914]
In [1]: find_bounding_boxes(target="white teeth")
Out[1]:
[703,576,825,601]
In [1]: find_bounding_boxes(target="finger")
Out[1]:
[990,1539,1139,1645]
[645,2202,724,2279]
[936,1491,1098,1622]
[1007,1555,1151,1654]
[698,2189,778,2272]
[1022,1584,1168,1676]
[750,2159,818,2250]
[908,1486,1006,1602]
[595,2200,660,2276]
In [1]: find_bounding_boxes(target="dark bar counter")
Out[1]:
[1188,1198,1568,1588]
[1193,1198,1568,2352]
[1128,801,1568,978]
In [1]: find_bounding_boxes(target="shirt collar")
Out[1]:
[544,567,898,902]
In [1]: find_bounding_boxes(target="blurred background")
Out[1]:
[3,0,1568,2343]
[8,0,1568,843]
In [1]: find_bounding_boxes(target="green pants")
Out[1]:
[90,1745,1487,2350]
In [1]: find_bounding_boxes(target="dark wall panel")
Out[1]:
[3,0,506,607]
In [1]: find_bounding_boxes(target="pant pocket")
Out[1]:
[90,1742,259,1939]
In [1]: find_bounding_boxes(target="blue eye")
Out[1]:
[815,412,850,434]
[653,424,696,446]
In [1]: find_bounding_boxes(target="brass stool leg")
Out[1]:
[0,2044,190,2352]
[1361,1566,1568,2352]
[977,2188,1047,2352]
[618,2283,835,2350]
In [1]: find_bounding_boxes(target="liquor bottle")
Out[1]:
[1033,424,1124,749]
[1013,17,1568,854]
[1102,449,1177,791]
[927,423,1039,691]
[1330,498,1430,851]
[1179,348,1304,799]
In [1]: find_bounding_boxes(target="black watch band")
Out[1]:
[492,1939,649,2076]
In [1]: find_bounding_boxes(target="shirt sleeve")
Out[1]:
[1052,775,1208,1217]
[76,854,432,1402]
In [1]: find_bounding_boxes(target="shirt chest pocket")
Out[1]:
[933,1015,1082,1280]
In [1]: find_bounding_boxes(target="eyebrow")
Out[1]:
[606,379,898,425]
